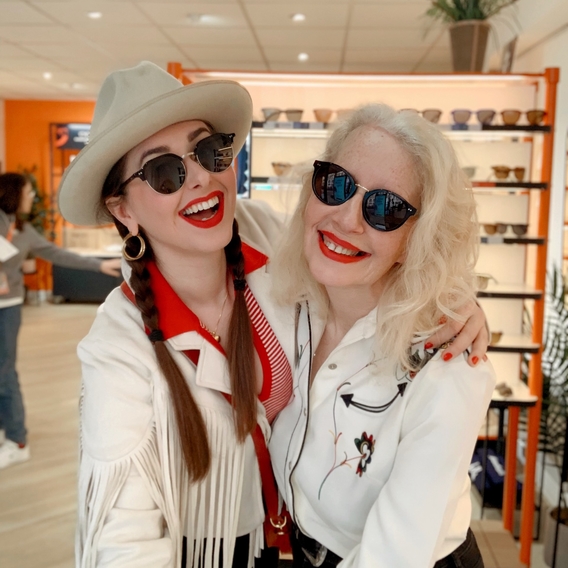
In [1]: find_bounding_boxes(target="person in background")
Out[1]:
[269,103,496,568]
[0,172,121,469]
[56,62,490,568]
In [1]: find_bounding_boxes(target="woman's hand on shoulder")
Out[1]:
[100,258,122,277]
[425,300,489,367]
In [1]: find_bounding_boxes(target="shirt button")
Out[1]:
[328,363,337,370]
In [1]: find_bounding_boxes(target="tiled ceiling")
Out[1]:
[0,0,561,100]
[0,0,452,98]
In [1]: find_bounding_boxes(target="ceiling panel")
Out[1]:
[0,24,76,43]
[167,27,256,47]
[0,1,55,24]
[256,28,343,47]
[245,3,349,27]
[351,2,432,28]
[345,47,432,64]
[30,1,152,25]
[0,42,38,58]
[347,27,432,49]
[263,47,342,64]
[71,23,170,44]
[185,46,264,65]
[138,2,248,27]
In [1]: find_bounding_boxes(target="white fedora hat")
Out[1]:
[58,61,252,226]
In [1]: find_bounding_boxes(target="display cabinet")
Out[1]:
[169,64,560,566]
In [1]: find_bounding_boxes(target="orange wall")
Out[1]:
[5,100,94,193]
[5,100,94,290]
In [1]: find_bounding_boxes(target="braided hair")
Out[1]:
[99,156,258,481]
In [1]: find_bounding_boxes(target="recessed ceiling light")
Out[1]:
[298,53,309,62]
[43,72,52,80]
[87,11,102,19]
[291,13,306,22]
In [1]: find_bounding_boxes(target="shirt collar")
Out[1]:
[147,242,268,349]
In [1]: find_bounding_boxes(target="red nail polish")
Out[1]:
[424,342,433,349]
[443,352,453,362]
[472,356,479,365]
[438,316,447,325]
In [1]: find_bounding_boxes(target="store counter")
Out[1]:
[52,247,122,303]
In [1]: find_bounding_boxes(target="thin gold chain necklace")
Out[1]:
[200,290,229,343]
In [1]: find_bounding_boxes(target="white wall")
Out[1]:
[487,0,568,273]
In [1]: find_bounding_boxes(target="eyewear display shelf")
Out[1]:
[168,64,559,567]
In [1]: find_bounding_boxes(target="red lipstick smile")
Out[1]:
[179,190,224,228]
[318,230,369,264]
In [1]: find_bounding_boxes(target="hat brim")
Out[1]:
[58,80,252,226]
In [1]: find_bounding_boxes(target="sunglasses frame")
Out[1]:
[312,160,418,232]
[483,223,529,236]
[119,132,235,194]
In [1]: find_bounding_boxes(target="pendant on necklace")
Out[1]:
[200,321,221,343]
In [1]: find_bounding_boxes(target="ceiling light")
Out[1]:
[298,53,309,62]
[87,11,102,19]
[291,13,306,22]
[43,72,52,80]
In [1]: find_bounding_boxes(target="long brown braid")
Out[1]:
[224,219,257,441]
[99,158,258,478]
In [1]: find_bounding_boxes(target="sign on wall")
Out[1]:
[54,123,91,150]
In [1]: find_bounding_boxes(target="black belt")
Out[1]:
[291,525,342,567]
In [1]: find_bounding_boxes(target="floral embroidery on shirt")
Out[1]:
[355,432,375,476]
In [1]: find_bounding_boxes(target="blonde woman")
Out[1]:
[269,104,495,568]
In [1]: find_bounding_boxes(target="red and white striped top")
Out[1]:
[245,285,292,424]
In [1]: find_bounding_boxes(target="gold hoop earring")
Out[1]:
[122,232,146,261]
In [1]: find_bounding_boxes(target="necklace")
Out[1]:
[200,291,229,342]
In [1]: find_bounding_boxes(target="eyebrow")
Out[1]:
[137,126,212,165]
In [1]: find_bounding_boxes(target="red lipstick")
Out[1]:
[179,190,224,229]
[318,230,369,264]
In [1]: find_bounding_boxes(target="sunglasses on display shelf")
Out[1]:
[483,223,529,236]
[476,273,498,291]
[398,108,443,123]
[261,108,304,122]
[119,133,235,195]
[450,109,497,125]
[491,165,526,181]
[501,109,546,126]
[312,160,418,232]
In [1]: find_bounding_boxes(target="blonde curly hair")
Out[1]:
[271,103,480,371]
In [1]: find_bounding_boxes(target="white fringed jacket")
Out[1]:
[76,201,294,568]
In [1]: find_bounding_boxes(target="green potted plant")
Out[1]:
[520,268,568,566]
[425,0,519,72]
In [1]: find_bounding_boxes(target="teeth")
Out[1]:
[322,233,359,256]
[183,195,219,216]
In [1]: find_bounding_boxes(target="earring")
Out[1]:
[122,232,146,261]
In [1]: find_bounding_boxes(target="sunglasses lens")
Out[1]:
[512,224,528,236]
[526,110,545,125]
[195,133,234,173]
[312,162,357,205]
[501,110,521,125]
[422,109,442,123]
[144,154,185,194]
[492,166,510,179]
[513,167,525,181]
[452,110,471,124]
[483,224,497,235]
[363,190,415,231]
[476,110,496,125]
[496,223,507,234]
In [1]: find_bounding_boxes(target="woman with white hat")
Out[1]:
[58,62,489,568]
[58,61,296,568]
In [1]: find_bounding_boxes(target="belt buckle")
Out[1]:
[269,515,287,536]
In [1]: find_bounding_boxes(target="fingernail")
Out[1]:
[443,352,453,362]
[438,316,447,325]
[424,342,433,349]
[483,355,488,362]
[472,356,479,365]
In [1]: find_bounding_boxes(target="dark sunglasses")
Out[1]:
[312,160,418,232]
[119,132,235,194]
